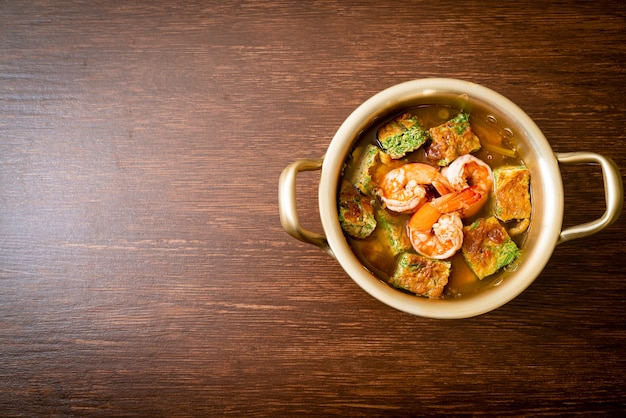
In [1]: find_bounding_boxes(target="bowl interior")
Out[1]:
[320,78,563,318]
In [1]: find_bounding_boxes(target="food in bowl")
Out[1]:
[338,105,532,299]
[280,78,622,318]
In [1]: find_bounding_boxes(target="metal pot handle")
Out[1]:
[556,152,623,244]
[278,158,334,257]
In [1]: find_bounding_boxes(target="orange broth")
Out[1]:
[340,104,529,298]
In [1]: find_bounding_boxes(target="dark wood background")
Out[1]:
[1,1,625,416]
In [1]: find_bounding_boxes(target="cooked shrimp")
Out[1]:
[408,188,481,259]
[442,154,493,218]
[376,163,454,213]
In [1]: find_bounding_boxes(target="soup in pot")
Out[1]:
[337,104,532,299]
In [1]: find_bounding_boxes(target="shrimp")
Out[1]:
[442,154,493,218]
[376,163,454,213]
[408,188,481,259]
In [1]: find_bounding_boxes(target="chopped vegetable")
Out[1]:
[481,141,517,158]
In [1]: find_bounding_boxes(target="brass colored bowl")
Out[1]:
[279,78,623,318]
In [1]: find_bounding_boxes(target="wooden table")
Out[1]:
[2,1,625,415]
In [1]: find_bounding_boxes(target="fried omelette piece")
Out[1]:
[338,180,377,238]
[377,113,430,159]
[389,252,451,298]
[461,216,520,280]
[374,207,412,256]
[348,143,380,196]
[494,166,531,222]
[425,112,481,166]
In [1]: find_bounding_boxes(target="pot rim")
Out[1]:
[319,78,563,318]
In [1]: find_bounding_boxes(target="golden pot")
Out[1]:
[279,78,623,318]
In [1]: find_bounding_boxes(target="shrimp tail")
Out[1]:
[408,202,441,232]
[408,187,481,233]
[436,187,481,213]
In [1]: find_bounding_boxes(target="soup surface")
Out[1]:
[338,104,531,299]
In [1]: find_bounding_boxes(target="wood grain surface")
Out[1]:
[1,0,625,416]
